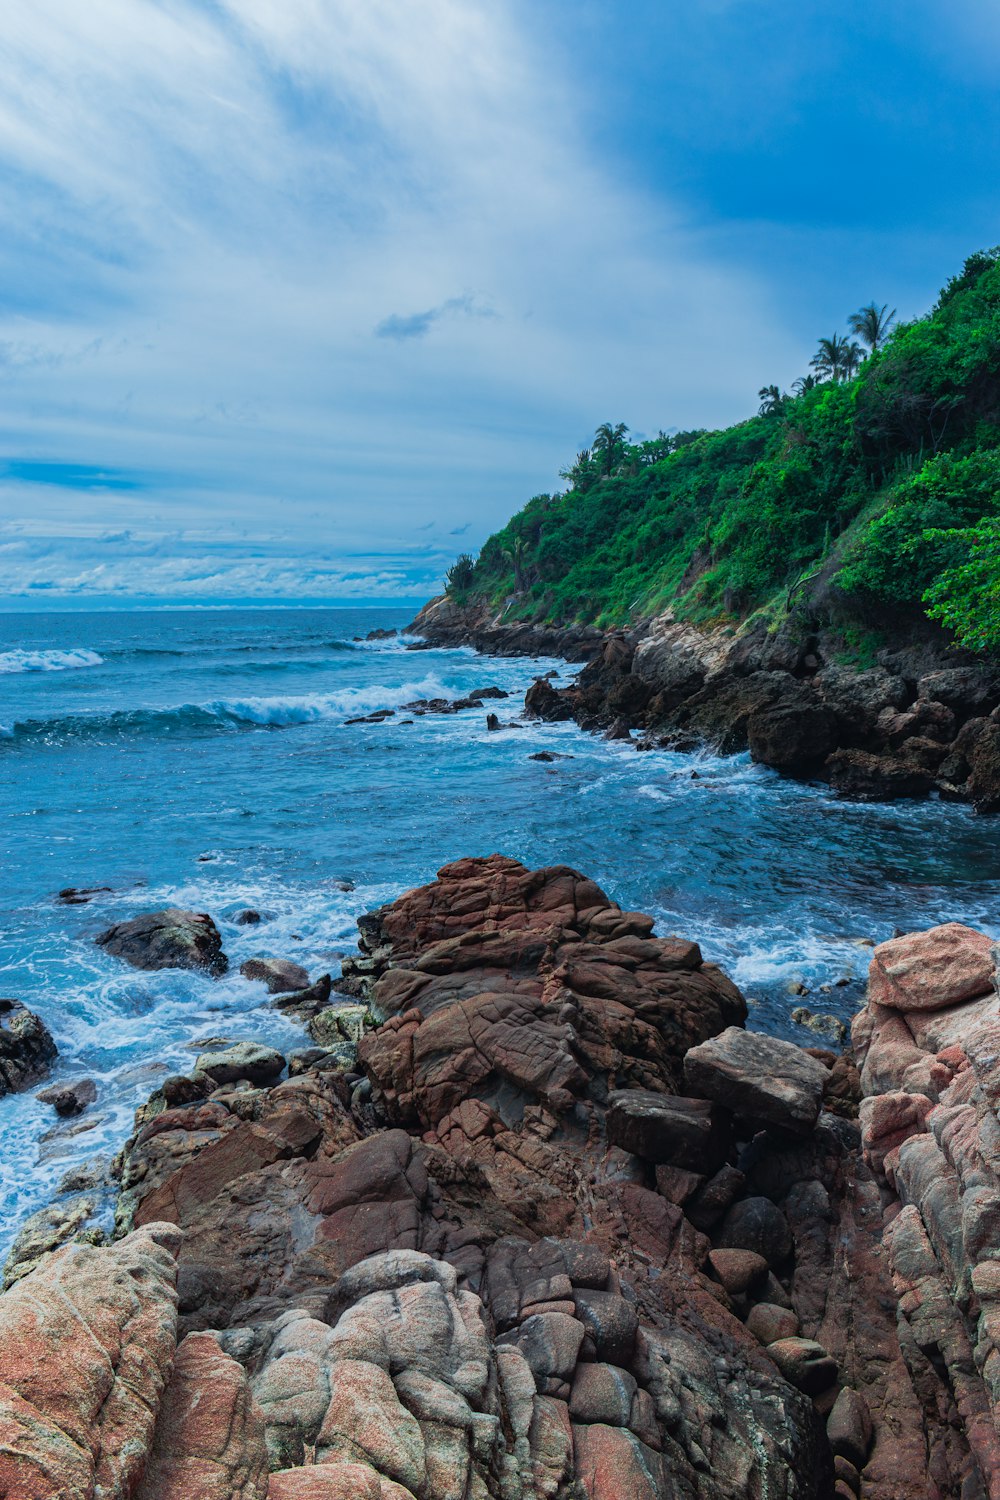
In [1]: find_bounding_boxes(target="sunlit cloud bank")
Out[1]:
[0,0,807,598]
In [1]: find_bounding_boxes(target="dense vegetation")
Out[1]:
[449,251,1000,653]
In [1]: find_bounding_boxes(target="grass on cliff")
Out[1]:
[453,248,1000,653]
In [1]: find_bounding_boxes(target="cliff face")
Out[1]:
[2,856,1000,1497]
[410,598,1000,811]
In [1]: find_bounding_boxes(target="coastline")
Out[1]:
[408,596,1000,813]
[2,855,999,1497]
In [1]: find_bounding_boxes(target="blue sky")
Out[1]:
[0,0,996,603]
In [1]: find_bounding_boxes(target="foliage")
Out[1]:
[445,553,476,596]
[454,249,1000,651]
[924,521,1000,652]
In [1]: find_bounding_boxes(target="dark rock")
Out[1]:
[0,999,57,1096]
[767,1337,838,1395]
[707,1247,768,1295]
[270,974,333,1019]
[572,1290,638,1365]
[239,957,311,994]
[917,667,999,715]
[57,886,112,905]
[606,1090,729,1172]
[235,909,263,925]
[486,713,501,731]
[966,718,1000,813]
[717,1196,793,1266]
[524,677,575,722]
[684,1026,827,1135]
[827,1386,873,1471]
[96,909,227,976]
[826,749,935,802]
[37,1078,97,1117]
[471,685,510,700]
[747,689,838,770]
[686,1163,747,1230]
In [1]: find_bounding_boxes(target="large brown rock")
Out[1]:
[684,1027,828,1135]
[867,923,995,1012]
[0,1223,180,1500]
[606,1090,730,1171]
[97,908,228,975]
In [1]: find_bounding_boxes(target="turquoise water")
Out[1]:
[1,605,998,1252]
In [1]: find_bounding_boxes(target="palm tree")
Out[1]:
[810,333,852,382]
[503,538,530,592]
[848,302,896,354]
[792,373,819,396]
[592,421,629,476]
[758,384,784,416]
[842,341,865,379]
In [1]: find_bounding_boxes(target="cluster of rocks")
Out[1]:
[410,598,1000,810]
[1,857,998,1497]
[346,687,511,727]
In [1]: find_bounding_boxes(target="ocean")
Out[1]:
[1,604,998,1254]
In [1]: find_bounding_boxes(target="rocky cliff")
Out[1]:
[1,858,998,1497]
[409,599,1000,812]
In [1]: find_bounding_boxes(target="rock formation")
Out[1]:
[3,859,1000,1496]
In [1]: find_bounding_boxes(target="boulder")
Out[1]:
[96,908,227,975]
[746,1303,800,1345]
[0,999,57,1096]
[524,677,575,721]
[37,1077,97,1117]
[826,749,934,801]
[684,1027,828,1135]
[766,1337,838,1395]
[606,1090,729,1171]
[195,1042,286,1086]
[240,957,311,994]
[867,924,994,1011]
[826,1386,873,1472]
[917,667,999,715]
[747,692,838,770]
[967,719,1000,813]
[707,1248,768,1295]
[717,1197,793,1267]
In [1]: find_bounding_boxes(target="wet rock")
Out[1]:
[235,908,263,925]
[791,1007,847,1044]
[37,1077,97,1116]
[239,956,311,994]
[2,1193,99,1287]
[195,1042,286,1086]
[524,676,576,721]
[685,1026,828,1135]
[272,974,334,1019]
[96,908,227,975]
[57,885,112,905]
[717,1197,793,1266]
[826,749,934,802]
[747,689,838,770]
[606,1090,730,1171]
[0,998,58,1095]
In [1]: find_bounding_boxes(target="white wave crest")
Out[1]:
[204,674,461,726]
[0,648,104,674]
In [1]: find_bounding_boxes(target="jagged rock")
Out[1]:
[195,1042,286,1086]
[524,677,576,721]
[0,998,57,1095]
[240,957,312,994]
[747,689,838,770]
[685,1026,828,1135]
[96,908,227,975]
[272,974,334,1018]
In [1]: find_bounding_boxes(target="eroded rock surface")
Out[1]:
[3,860,997,1498]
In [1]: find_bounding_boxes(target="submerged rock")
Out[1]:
[96,908,228,975]
[240,956,311,993]
[37,1077,97,1116]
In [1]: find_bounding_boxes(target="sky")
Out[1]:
[0,0,998,605]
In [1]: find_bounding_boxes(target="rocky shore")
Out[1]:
[1,856,1000,1496]
[408,597,1000,811]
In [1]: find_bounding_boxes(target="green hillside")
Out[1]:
[450,249,1000,654]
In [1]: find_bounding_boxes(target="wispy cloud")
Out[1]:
[0,0,806,599]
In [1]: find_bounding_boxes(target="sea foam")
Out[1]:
[0,647,104,674]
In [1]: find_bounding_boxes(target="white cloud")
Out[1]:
[0,0,803,598]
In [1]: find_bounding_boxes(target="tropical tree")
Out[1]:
[848,302,897,353]
[592,421,630,476]
[842,341,865,379]
[758,384,784,416]
[503,537,530,591]
[792,373,819,396]
[445,553,476,595]
[559,449,592,489]
[810,333,852,382]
